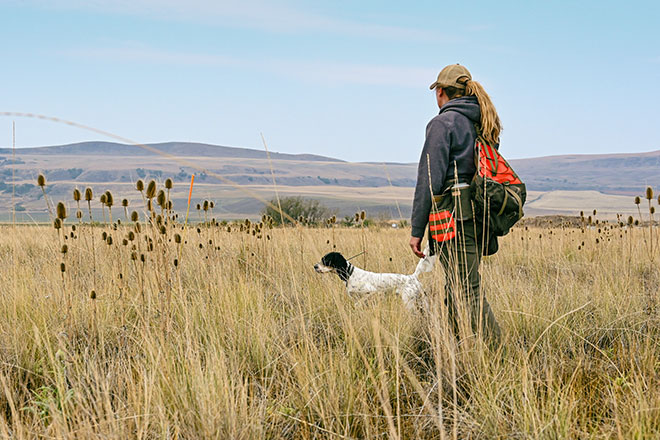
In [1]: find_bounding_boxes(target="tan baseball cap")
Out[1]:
[429,64,472,90]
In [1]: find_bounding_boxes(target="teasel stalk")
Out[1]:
[83,187,93,222]
[157,190,166,218]
[203,200,209,225]
[360,210,367,268]
[73,188,82,225]
[37,173,55,220]
[165,178,173,220]
[99,193,107,224]
[105,190,114,224]
[122,199,129,221]
[646,187,654,257]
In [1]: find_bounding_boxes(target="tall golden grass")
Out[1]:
[0,195,659,438]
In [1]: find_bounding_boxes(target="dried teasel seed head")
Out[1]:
[159,225,166,235]
[61,244,68,254]
[106,235,113,245]
[355,213,360,222]
[37,174,46,187]
[130,211,139,222]
[147,199,153,212]
[128,231,135,241]
[76,210,82,219]
[157,190,166,208]
[203,200,209,211]
[635,196,641,205]
[131,251,137,261]
[592,209,597,216]
[332,215,336,224]
[146,180,157,199]
[360,210,366,220]
[135,222,142,233]
[122,198,128,207]
[122,239,128,246]
[90,290,96,300]
[53,218,62,230]
[60,262,66,272]
[651,206,656,215]
[102,231,107,240]
[209,201,214,209]
[156,214,163,225]
[73,188,81,202]
[100,193,107,204]
[104,191,114,207]
[627,216,633,225]
[140,254,145,263]
[84,187,93,201]
[634,219,640,226]
[56,202,67,220]
[646,187,654,200]
[136,179,144,191]
[196,203,201,210]
[174,233,181,243]
[165,178,173,189]
[71,225,76,231]
[174,258,179,267]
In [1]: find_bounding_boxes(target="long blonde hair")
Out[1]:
[446,78,502,146]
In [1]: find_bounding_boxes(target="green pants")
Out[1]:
[430,219,501,345]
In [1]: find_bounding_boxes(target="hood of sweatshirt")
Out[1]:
[438,95,480,123]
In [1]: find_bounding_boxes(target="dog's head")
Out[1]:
[314,252,348,274]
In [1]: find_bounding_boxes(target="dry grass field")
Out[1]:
[1,186,659,438]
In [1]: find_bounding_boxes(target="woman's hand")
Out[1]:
[409,236,425,258]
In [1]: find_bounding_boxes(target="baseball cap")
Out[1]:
[429,64,472,90]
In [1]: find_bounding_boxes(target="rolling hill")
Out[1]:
[0,141,658,221]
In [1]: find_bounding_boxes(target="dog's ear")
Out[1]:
[321,252,347,270]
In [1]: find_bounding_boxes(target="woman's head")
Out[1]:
[430,64,502,146]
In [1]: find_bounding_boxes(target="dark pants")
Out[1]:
[430,219,501,345]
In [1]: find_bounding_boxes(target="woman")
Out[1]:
[409,63,501,343]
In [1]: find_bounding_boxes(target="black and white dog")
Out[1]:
[314,249,436,310]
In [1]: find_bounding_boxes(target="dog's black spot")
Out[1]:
[320,252,352,282]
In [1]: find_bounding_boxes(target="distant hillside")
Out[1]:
[0,141,342,162]
[0,141,658,221]
[510,150,660,195]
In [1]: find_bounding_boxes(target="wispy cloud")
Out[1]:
[22,0,445,42]
[60,45,436,88]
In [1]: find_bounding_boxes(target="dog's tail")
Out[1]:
[412,245,436,277]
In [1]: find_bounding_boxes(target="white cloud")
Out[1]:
[21,0,443,42]
[60,45,436,88]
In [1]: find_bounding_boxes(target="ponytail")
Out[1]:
[465,80,501,146]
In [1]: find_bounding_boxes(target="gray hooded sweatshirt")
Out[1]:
[411,96,480,238]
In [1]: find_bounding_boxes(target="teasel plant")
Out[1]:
[105,190,114,224]
[122,198,129,221]
[165,178,173,220]
[99,193,107,224]
[73,188,82,223]
[646,187,655,257]
[83,187,93,222]
[37,173,55,220]
[360,210,367,268]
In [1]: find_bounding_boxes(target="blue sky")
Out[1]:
[1,0,658,163]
